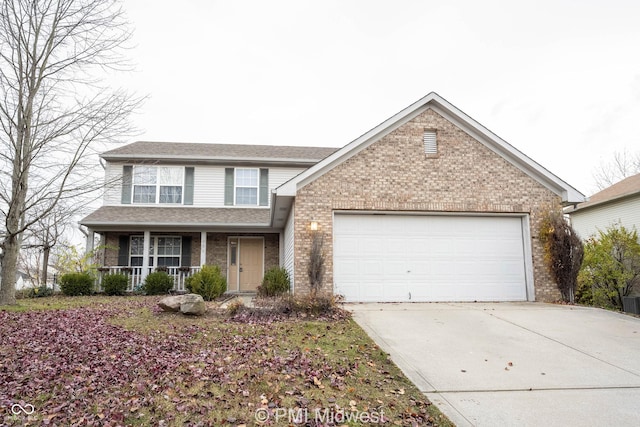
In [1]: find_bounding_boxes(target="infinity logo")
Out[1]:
[11,404,35,415]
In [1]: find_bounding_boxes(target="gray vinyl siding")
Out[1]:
[194,166,225,207]
[570,196,640,241]
[194,166,305,207]
[106,163,307,208]
[269,167,306,190]
[104,162,124,205]
[283,203,295,291]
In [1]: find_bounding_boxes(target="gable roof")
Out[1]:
[568,173,640,213]
[101,141,337,166]
[277,92,585,204]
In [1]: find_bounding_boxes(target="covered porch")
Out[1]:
[81,206,282,293]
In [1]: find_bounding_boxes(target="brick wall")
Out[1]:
[293,108,562,302]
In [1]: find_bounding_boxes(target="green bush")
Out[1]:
[185,265,226,301]
[143,271,174,295]
[59,272,94,296]
[102,273,129,296]
[26,285,54,298]
[258,266,290,297]
[577,224,640,309]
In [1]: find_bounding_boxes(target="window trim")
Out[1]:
[131,166,185,205]
[234,168,260,206]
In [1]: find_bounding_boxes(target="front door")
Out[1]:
[228,237,264,292]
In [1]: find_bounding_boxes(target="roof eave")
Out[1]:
[567,191,640,214]
[277,92,586,204]
[100,154,323,167]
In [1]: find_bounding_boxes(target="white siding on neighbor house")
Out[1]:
[104,162,124,205]
[570,196,640,240]
[283,203,295,291]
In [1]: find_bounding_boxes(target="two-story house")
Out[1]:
[81,92,585,302]
[81,142,337,292]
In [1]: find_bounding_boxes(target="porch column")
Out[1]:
[142,231,151,281]
[85,228,95,255]
[200,231,207,267]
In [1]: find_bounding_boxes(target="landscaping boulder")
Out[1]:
[158,295,185,312]
[180,293,206,316]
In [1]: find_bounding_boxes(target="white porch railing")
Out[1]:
[96,266,201,292]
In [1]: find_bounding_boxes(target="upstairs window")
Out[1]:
[224,167,269,206]
[235,168,259,205]
[423,130,437,155]
[158,167,184,203]
[131,166,183,204]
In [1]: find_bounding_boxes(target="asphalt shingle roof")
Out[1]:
[571,172,640,212]
[101,141,338,163]
[81,206,271,228]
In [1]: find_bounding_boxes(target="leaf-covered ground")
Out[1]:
[0,296,453,426]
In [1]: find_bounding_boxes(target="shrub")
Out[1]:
[289,294,340,315]
[143,271,174,295]
[102,273,129,296]
[308,233,325,297]
[26,285,54,298]
[258,266,290,297]
[539,207,584,303]
[185,265,227,301]
[226,299,245,316]
[577,224,640,309]
[257,294,343,316]
[60,272,94,296]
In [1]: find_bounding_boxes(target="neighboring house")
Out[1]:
[0,269,31,290]
[566,173,640,240]
[81,92,585,303]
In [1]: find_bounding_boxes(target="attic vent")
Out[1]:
[423,130,437,155]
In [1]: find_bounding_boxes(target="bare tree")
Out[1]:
[0,0,141,305]
[593,149,640,191]
[20,201,77,286]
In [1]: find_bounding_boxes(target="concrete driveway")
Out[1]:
[349,302,640,426]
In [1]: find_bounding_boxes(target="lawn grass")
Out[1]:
[0,296,453,426]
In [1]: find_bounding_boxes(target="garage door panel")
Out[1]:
[334,214,528,302]
[383,282,409,300]
[383,260,406,276]
[364,284,385,300]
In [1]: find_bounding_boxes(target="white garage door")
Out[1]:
[333,214,529,302]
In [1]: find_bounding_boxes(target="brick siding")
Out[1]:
[293,108,562,302]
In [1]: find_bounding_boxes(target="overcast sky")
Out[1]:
[114,0,640,196]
